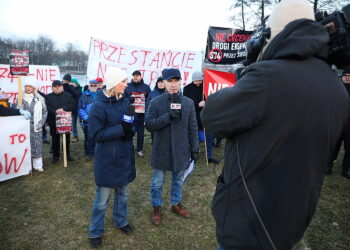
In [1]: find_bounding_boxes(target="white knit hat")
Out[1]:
[104,67,127,91]
[23,76,38,89]
[267,0,315,42]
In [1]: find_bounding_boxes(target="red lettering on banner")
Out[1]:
[183,71,190,85]
[38,85,52,94]
[107,45,118,62]
[181,53,186,68]
[161,51,172,67]
[49,69,56,81]
[185,53,195,69]
[97,62,107,79]
[171,52,181,68]
[216,33,226,42]
[118,47,127,64]
[140,50,152,66]
[97,41,108,60]
[0,149,28,174]
[0,67,8,78]
[149,53,160,68]
[9,134,26,144]
[150,71,159,85]
[129,50,138,65]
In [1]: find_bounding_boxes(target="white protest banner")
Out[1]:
[87,37,202,89]
[0,116,32,182]
[0,64,60,104]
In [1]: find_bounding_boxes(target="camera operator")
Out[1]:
[201,0,350,249]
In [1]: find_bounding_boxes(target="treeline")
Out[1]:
[229,0,346,30]
[0,35,88,73]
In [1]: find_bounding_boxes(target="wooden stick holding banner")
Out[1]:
[17,76,23,107]
[62,134,67,168]
[56,111,72,168]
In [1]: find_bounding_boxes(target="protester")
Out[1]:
[184,71,219,164]
[145,76,165,144]
[46,80,76,164]
[328,69,350,179]
[78,80,98,161]
[62,74,81,143]
[0,104,31,118]
[88,67,136,248]
[16,77,48,172]
[201,0,350,249]
[96,77,104,90]
[0,91,31,118]
[145,68,199,225]
[124,70,151,158]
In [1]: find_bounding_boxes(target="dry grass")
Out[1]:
[0,130,349,249]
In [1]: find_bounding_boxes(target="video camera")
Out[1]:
[244,4,350,68]
[316,4,350,68]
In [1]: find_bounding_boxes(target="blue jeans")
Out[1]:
[150,169,185,207]
[83,125,95,156]
[89,185,129,238]
[218,245,224,250]
[72,113,79,137]
[198,130,214,159]
[135,115,145,152]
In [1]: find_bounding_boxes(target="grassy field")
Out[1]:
[0,130,349,250]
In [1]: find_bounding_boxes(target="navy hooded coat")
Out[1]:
[88,90,136,187]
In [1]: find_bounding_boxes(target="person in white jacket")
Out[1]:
[18,77,48,172]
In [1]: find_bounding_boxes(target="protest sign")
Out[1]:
[205,27,253,65]
[56,112,72,134]
[0,116,32,182]
[87,37,202,89]
[0,64,60,104]
[9,49,29,76]
[203,69,236,98]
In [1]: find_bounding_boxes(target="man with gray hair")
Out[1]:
[146,68,199,225]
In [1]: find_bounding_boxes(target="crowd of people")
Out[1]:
[1,0,350,249]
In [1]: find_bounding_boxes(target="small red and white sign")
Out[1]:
[9,49,29,76]
[203,69,237,99]
[56,112,72,134]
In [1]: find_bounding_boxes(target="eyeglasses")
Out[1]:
[89,84,97,87]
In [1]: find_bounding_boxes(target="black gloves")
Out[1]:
[122,121,134,140]
[191,152,199,163]
[169,109,181,121]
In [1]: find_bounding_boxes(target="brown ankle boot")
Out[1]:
[151,206,162,225]
[171,203,190,218]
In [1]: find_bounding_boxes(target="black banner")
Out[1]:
[205,27,253,65]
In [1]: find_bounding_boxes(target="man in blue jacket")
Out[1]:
[88,67,136,248]
[78,80,98,161]
[124,70,151,158]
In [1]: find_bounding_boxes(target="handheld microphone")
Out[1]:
[122,105,135,123]
[169,93,181,121]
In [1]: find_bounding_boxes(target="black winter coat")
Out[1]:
[0,104,20,116]
[183,82,204,129]
[201,19,350,250]
[46,91,76,134]
[124,80,151,120]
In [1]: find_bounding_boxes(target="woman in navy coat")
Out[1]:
[88,67,136,248]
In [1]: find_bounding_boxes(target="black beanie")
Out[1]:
[341,69,350,77]
[63,74,72,81]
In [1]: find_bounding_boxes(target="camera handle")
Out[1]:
[236,138,277,250]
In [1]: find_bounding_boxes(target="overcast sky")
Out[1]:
[0,0,235,52]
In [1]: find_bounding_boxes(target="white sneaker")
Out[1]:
[137,151,144,158]
[35,168,44,172]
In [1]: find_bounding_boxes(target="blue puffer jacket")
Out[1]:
[88,90,136,187]
[78,90,97,126]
